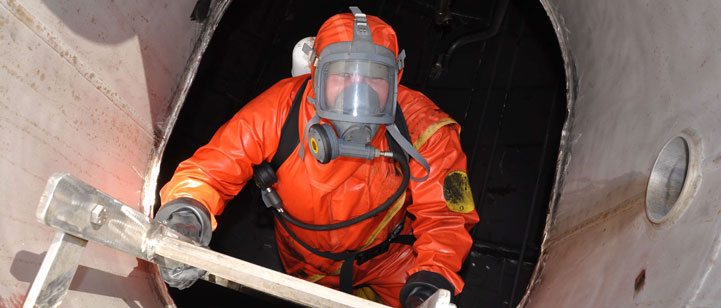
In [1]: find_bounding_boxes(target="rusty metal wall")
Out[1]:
[523,0,721,306]
[0,0,204,306]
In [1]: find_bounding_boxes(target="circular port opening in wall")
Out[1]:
[646,136,690,223]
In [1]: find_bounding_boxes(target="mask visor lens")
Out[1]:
[321,60,394,120]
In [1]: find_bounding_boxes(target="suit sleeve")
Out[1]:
[159,79,299,229]
[406,123,480,294]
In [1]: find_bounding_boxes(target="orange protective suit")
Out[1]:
[160,12,479,307]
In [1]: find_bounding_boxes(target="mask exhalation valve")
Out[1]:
[307,123,393,163]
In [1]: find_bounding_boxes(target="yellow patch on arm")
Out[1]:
[443,171,475,213]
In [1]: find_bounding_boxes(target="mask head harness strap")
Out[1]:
[348,7,405,73]
[349,7,371,43]
[397,49,406,71]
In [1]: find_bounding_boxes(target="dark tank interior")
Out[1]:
[156,0,566,306]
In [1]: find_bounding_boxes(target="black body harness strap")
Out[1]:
[253,77,415,293]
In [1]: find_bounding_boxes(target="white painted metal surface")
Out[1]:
[0,0,205,306]
[522,0,721,307]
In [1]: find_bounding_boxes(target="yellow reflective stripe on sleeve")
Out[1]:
[413,118,459,150]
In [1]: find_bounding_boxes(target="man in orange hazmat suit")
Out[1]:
[154,7,479,308]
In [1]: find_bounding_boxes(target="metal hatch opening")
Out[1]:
[155,0,566,307]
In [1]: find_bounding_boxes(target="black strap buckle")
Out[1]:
[355,221,406,265]
[355,241,390,266]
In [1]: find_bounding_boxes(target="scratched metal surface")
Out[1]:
[0,0,201,306]
[522,0,721,307]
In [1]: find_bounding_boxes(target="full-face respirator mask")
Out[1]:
[300,7,430,180]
